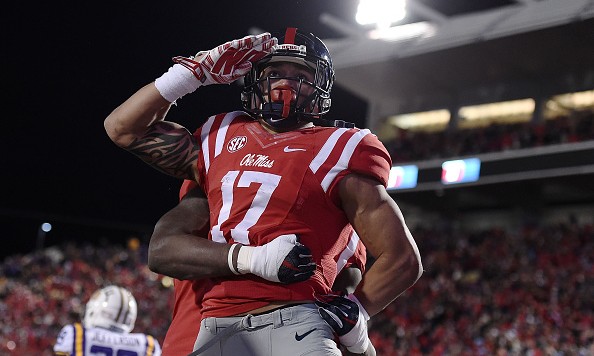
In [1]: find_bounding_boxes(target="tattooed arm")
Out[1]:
[104,83,200,180]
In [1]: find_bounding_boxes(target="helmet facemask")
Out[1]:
[242,28,334,131]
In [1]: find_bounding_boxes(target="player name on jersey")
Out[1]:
[91,332,143,346]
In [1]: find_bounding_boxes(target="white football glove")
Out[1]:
[235,234,316,284]
[173,32,277,86]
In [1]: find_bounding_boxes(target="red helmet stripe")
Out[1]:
[284,27,297,44]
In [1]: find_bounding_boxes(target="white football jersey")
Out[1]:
[54,323,161,356]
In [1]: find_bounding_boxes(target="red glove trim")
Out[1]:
[172,56,206,83]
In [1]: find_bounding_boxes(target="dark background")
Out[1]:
[2,0,372,256]
[1,0,567,257]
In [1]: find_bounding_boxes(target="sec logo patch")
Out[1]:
[227,136,247,153]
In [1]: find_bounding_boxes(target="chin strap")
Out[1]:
[332,120,356,128]
[312,117,356,128]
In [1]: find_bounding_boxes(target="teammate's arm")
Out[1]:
[148,185,224,279]
[149,186,315,283]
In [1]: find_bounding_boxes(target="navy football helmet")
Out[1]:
[242,28,335,130]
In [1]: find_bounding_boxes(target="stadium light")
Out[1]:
[41,222,52,232]
[387,165,419,190]
[459,99,535,122]
[37,222,52,251]
[356,0,407,28]
[368,21,434,41]
[388,109,450,130]
[441,158,481,185]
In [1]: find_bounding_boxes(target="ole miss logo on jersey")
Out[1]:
[227,136,247,153]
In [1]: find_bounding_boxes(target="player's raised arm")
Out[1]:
[104,33,277,180]
[104,83,199,179]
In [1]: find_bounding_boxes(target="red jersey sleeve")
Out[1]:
[347,132,392,187]
[326,130,392,205]
[179,179,198,200]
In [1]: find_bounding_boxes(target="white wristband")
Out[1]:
[227,244,241,275]
[341,294,371,354]
[347,294,370,321]
[154,63,201,103]
[236,245,255,274]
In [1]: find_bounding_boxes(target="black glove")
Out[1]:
[235,234,316,284]
[315,293,359,335]
[315,293,370,353]
[277,241,316,284]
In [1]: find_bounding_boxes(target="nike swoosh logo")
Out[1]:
[295,328,317,341]
[284,146,306,152]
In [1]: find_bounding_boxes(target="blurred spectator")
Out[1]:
[0,240,172,355]
[387,112,594,163]
[368,222,594,355]
[1,221,592,355]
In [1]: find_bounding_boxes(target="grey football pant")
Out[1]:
[191,303,341,356]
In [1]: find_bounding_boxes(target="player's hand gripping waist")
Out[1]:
[173,32,277,86]
[315,293,371,354]
[230,234,316,284]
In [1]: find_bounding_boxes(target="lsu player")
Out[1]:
[105,27,422,355]
[54,285,162,356]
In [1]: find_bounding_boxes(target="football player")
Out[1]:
[54,285,162,356]
[105,27,422,355]
[151,181,375,356]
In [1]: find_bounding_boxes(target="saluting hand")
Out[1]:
[173,32,277,86]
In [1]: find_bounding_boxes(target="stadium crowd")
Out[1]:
[385,113,594,163]
[0,240,172,355]
[1,220,592,355]
[367,221,594,355]
[2,110,593,355]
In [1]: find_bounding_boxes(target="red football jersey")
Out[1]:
[195,111,391,317]
[162,178,370,355]
[162,180,210,356]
